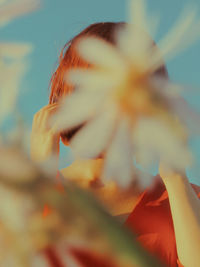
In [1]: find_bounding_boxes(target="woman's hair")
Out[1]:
[49,22,168,143]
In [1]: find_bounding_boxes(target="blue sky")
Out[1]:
[1,0,200,184]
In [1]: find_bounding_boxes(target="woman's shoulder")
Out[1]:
[136,175,200,206]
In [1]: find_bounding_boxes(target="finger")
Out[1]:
[35,103,60,114]
[33,104,60,125]
[43,103,60,109]
[39,103,60,113]
[32,103,63,133]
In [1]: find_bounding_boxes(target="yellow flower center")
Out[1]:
[114,67,153,117]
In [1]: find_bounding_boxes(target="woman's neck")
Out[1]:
[60,158,141,217]
[60,158,104,188]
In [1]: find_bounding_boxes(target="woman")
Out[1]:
[31,22,200,267]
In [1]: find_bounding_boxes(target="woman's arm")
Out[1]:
[159,164,200,267]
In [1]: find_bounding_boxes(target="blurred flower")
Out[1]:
[0,1,157,267]
[0,2,42,264]
[132,117,193,186]
[0,0,38,144]
[51,0,200,188]
[0,42,33,58]
[0,152,161,267]
[0,145,38,182]
[0,0,40,27]
[0,55,30,124]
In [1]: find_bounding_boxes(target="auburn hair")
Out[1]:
[49,22,168,143]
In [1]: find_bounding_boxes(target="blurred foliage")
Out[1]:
[0,143,165,267]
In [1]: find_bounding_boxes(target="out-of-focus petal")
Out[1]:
[130,0,147,29]
[169,97,200,136]
[50,90,104,132]
[70,104,118,159]
[0,185,34,231]
[67,68,124,93]
[54,242,83,267]
[135,168,154,189]
[32,254,50,267]
[117,25,150,71]
[129,0,158,38]
[0,61,27,123]
[102,117,134,188]
[116,0,158,71]
[152,78,200,135]
[0,146,37,182]
[133,118,193,172]
[0,0,40,27]
[0,43,33,58]
[77,37,127,71]
[150,77,182,99]
[151,6,200,70]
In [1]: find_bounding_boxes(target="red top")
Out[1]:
[125,175,200,267]
[44,175,200,267]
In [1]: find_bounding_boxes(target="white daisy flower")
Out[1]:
[52,0,200,187]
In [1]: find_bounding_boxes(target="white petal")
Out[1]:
[32,255,50,267]
[102,117,133,188]
[117,23,153,71]
[151,78,200,136]
[70,104,118,159]
[0,147,37,182]
[0,0,7,4]
[0,0,40,27]
[152,6,200,69]
[150,77,182,99]
[50,90,104,132]
[133,118,193,171]
[0,185,34,231]
[130,0,146,26]
[0,61,27,123]
[67,68,123,93]
[129,0,159,37]
[0,42,33,58]
[134,168,154,189]
[170,97,200,136]
[129,0,150,34]
[116,0,159,71]
[77,36,126,70]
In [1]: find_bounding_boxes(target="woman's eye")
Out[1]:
[61,123,86,141]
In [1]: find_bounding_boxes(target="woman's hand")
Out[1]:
[158,162,200,267]
[30,103,60,163]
